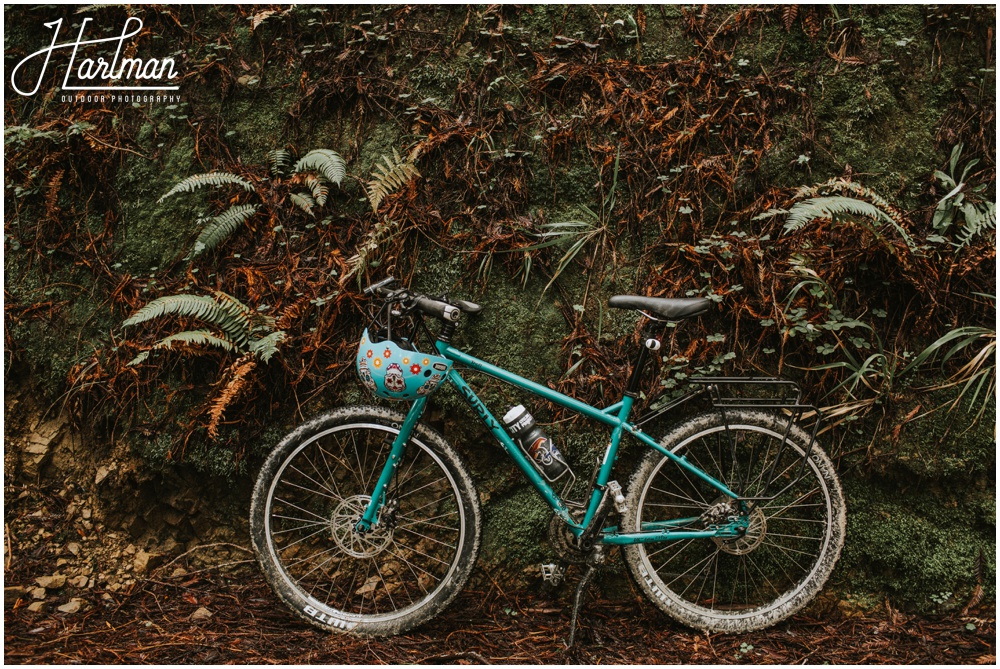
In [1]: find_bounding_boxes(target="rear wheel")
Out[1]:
[250,406,481,636]
[622,410,845,633]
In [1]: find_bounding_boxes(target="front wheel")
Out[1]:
[622,409,845,633]
[250,406,481,636]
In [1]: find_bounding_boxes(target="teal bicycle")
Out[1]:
[250,277,845,638]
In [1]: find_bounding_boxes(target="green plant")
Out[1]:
[123,291,288,438]
[123,291,286,366]
[521,149,621,295]
[903,296,996,421]
[931,143,996,249]
[756,178,916,251]
[366,149,420,212]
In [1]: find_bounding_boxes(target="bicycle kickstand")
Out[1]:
[565,563,595,649]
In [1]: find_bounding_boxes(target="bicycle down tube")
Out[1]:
[438,342,741,541]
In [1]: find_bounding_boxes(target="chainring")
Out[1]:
[547,513,590,564]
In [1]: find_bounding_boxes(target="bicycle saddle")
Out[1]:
[608,295,711,321]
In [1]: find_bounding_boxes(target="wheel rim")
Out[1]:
[636,423,833,620]
[264,423,466,623]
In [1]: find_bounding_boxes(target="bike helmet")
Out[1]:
[356,328,453,400]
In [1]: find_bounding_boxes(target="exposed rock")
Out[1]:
[22,415,68,478]
[27,601,48,613]
[5,586,27,607]
[133,549,163,574]
[68,575,89,588]
[58,598,84,614]
[31,587,47,600]
[36,574,66,589]
[66,542,81,556]
[94,465,112,485]
[189,606,212,621]
[170,567,189,578]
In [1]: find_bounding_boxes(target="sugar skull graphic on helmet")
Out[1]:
[383,363,406,392]
[355,328,453,400]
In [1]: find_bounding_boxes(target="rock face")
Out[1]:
[133,550,163,575]
[22,416,68,479]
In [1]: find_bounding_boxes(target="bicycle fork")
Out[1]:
[354,398,428,533]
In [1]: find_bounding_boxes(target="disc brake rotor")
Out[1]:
[331,494,393,558]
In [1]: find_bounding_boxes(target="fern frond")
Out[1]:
[267,148,291,176]
[956,201,996,248]
[290,192,316,216]
[783,196,916,250]
[343,217,400,283]
[248,331,286,363]
[305,175,329,207]
[293,149,346,186]
[128,351,150,366]
[159,172,254,202]
[366,149,421,212]
[153,330,237,353]
[123,293,251,347]
[191,204,259,257]
[207,354,257,439]
[784,197,893,232]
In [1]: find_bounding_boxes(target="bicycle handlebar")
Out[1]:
[363,277,461,322]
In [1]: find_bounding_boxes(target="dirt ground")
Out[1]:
[4,483,995,665]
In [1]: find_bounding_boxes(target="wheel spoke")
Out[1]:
[256,419,472,628]
[631,416,841,628]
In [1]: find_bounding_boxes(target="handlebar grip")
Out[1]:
[364,276,396,296]
[413,296,461,322]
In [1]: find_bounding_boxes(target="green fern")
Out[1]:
[159,172,254,202]
[293,149,346,186]
[290,192,316,216]
[305,175,328,207]
[123,293,251,347]
[784,197,895,232]
[128,330,236,365]
[781,194,917,251]
[267,149,291,177]
[366,149,420,212]
[248,331,286,363]
[955,200,996,248]
[344,217,400,283]
[191,204,259,257]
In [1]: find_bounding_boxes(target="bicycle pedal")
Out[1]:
[607,480,629,515]
[540,563,564,586]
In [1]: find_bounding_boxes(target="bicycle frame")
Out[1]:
[357,340,745,546]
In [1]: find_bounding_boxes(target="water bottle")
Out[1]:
[502,405,572,482]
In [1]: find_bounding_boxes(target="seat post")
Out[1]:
[625,327,661,398]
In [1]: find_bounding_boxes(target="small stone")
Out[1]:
[27,601,48,613]
[81,508,92,520]
[5,586,26,606]
[133,550,163,575]
[58,599,84,614]
[170,567,188,578]
[36,575,66,589]
[68,576,88,588]
[124,545,137,555]
[101,593,113,601]
[189,606,212,621]
[81,520,93,530]
[31,587,47,600]
[66,542,81,556]
[56,558,70,567]
[94,465,111,485]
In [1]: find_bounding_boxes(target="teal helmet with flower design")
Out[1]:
[356,328,453,400]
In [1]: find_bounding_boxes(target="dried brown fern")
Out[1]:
[45,169,64,219]
[207,354,257,439]
[782,5,798,32]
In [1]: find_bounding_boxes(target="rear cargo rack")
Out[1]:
[689,376,823,504]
